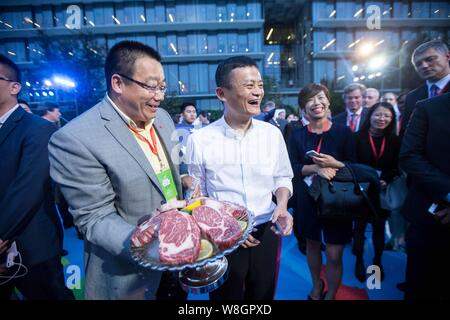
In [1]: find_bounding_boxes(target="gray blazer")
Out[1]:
[48,97,182,300]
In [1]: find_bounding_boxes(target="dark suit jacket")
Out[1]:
[399,93,450,231]
[333,107,369,132]
[399,85,428,138]
[0,106,62,267]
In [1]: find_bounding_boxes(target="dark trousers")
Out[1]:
[405,225,450,300]
[0,255,75,300]
[209,221,280,300]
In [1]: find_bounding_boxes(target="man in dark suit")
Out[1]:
[0,54,74,299]
[399,93,450,300]
[400,40,450,137]
[333,83,369,132]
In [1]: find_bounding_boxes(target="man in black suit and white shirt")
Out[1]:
[332,83,369,132]
[400,92,450,300]
[0,54,74,300]
[400,40,450,137]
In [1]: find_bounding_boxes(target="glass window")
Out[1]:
[247,1,262,19]
[123,1,145,24]
[336,1,363,19]
[207,34,218,53]
[188,64,199,93]
[167,34,178,55]
[157,35,168,55]
[179,64,189,94]
[1,41,26,62]
[411,2,429,18]
[264,45,281,84]
[228,33,238,53]
[145,2,156,23]
[216,0,227,22]
[208,63,217,92]
[227,3,237,21]
[154,1,165,23]
[166,2,176,23]
[336,59,353,90]
[166,64,179,93]
[430,2,449,18]
[145,35,157,49]
[177,34,188,55]
[336,31,353,51]
[198,63,209,93]
[238,32,248,52]
[248,31,261,52]
[312,0,335,21]
[313,60,335,84]
[313,31,335,52]
[35,5,54,28]
[176,1,187,22]
[204,2,216,21]
[217,33,227,53]
[198,33,208,54]
[187,34,197,55]
[196,4,207,22]
[393,1,409,18]
[236,0,247,20]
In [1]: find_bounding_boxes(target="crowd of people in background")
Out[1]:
[0,38,449,300]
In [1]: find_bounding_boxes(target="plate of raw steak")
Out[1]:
[130,198,254,271]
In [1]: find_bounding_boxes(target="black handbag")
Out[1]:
[311,165,378,222]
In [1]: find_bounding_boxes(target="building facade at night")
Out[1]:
[1,0,449,113]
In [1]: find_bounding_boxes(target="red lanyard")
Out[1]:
[307,120,331,153]
[368,133,386,163]
[128,125,159,157]
[348,113,361,132]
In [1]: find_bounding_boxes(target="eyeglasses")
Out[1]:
[117,73,167,95]
[0,76,15,83]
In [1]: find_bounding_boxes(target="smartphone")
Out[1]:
[306,150,320,158]
[428,203,447,215]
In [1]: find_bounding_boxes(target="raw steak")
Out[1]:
[203,198,247,220]
[158,210,201,264]
[192,205,242,251]
[131,214,162,248]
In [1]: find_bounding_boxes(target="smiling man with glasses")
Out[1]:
[48,41,188,300]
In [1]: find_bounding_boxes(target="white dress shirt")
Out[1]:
[427,73,450,97]
[0,104,19,129]
[186,117,293,226]
[346,107,363,131]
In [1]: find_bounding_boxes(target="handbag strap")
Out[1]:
[345,165,378,219]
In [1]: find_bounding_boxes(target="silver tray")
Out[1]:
[130,207,255,272]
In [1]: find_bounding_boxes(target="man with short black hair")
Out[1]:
[49,41,186,300]
[186,56,294,300]
[0,54,74,300]
[38,102,61,126]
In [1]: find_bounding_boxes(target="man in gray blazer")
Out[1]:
[49,41,184,299]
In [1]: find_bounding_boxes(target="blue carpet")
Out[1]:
[62,225,406,300]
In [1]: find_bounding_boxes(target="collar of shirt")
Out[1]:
[426,73,450,94]
[217,116,255,139]
[346,107,363,117]
[0,104,20,128]
[106,94,154,130]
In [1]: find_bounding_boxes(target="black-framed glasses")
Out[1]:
[0,76,15,83]
[117,73,166,95]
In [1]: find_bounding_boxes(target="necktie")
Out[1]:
[349,113,356,132]
[430,84,439,98]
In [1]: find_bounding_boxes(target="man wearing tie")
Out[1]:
[400,40,450,137]
[333,83,369,133]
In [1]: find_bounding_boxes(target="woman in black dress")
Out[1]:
[353,102,401,282]
[288,83,356,300]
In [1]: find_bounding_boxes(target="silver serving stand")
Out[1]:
[131,209,255,294]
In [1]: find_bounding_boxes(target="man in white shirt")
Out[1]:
[186,56,294,300]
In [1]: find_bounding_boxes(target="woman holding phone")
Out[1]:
[287,83,356,300]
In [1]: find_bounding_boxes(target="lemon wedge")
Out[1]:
[181,200,202,213]
[238,220,247,233]
[197,239,213,261]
